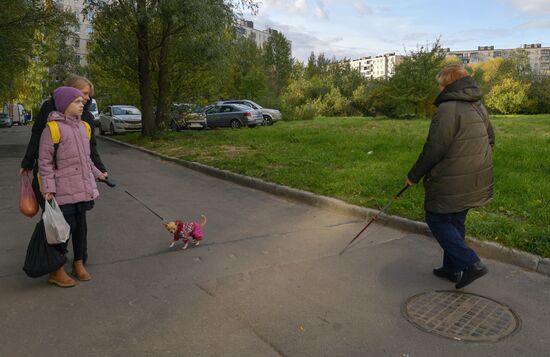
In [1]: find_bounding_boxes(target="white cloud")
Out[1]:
[501,0,550,13]
[260,0,309,14]
[314,1,329,20]
[352,1,374,16]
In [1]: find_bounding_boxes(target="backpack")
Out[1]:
[37,120,92,192]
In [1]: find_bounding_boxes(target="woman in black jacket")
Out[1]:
[19,75,108,264]
[406,65,493,290]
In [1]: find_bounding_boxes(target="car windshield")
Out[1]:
[247,101,262,109]
[113,107,140,115]
[0,113,8,118]
[89,102,97,111]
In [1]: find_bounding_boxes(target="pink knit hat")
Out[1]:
[53,86,84,114]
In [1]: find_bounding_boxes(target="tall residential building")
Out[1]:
[348,53,402,79]
[54,0,94,66]
[445,44,550,76]
[236,20,292,52]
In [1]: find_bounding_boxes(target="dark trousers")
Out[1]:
[54,210,88,262]
[425,210,480,273]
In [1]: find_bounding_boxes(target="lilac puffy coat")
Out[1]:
[39,111,102,205]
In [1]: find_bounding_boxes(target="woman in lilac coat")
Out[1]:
[39,87,106,288]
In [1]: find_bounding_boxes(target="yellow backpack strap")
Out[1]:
[46,121,61,144]
[81,120,91,141]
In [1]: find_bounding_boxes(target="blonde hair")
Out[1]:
[64,74,94,96]
[436,65,469,88]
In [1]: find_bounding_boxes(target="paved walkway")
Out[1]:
[1,126,549,356]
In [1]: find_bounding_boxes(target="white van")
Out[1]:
[3,103,27,125]
[89,99,100,126]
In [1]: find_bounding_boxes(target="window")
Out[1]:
[221,106,233,113]
[206,106,220,114]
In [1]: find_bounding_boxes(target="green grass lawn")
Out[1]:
[118,115,550,257]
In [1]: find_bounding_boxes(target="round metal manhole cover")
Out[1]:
[403,291,520,342]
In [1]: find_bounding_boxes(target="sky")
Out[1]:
[241,0,550,61]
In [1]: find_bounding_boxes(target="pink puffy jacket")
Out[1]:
[39,111,102,205]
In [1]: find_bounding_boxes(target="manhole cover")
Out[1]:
[403,291,520,342]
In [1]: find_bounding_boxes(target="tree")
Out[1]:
[389,41,447,117]
[525,76,550,114]
[263,31,292,95]
[485,76,530,114]
[0,0,74,102]
[86,0,256,136]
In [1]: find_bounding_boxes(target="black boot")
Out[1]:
[455,262,488,289]
[433,267,461,283]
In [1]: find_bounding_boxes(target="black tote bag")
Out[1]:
[23,220,67,278]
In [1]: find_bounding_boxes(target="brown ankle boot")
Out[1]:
[48,267,76,288]
[72,260,91,281]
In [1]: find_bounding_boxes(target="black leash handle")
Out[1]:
[339,185,410,255]
[98,177,116,188]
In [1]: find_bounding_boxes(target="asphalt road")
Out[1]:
[1,125,549,356]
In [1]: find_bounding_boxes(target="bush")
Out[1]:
[485,76,530,114]
[291,102,316,121]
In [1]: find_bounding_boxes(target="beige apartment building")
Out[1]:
[349,53,402,79]
[236,20,292,51]
[445,44,550,76]
[54,0,94,66]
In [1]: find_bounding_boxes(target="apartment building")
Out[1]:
[349,53,402,79]
[236,20,292,51]
[445,44,550,76]
[54,0,94,66]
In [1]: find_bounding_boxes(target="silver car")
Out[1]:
[205,104,263,128]
[99,105,142,135]
[217,99,282,126]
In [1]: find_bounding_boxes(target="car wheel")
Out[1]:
[230,119,242,129]
[249,124,256,128]
[110,123,115,135]
[263,115,273,126]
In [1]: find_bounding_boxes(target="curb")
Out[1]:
[98,135,549,277]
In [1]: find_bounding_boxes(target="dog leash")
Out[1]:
[99,178,166,221]
[339,185,409,255]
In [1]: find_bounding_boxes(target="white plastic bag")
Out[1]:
[43,198,70,244]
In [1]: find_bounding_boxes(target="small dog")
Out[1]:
[164,215,207,250]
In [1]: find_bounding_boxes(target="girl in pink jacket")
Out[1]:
[39,87,106,288]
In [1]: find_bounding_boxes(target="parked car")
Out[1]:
[205,103,263,128]
[89,99,100,127]
[170,103,207,130]
[217,99,282,126]
[99,105,142,134]
[0,113,12,127]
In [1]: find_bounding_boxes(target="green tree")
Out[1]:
[86,0,256,136]
[0,0,74,103]
[263,31,292,95]
[389,41,446,117]
[485,76,530,114]
[525,76,550,114]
